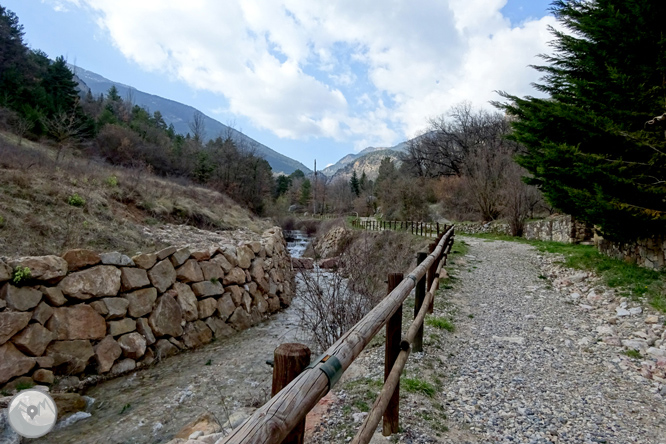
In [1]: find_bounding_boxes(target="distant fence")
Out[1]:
[352,219,449,239]
[219,226,456,444]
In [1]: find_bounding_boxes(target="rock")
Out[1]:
[181,320,213,349]
[108,318,137,336]
[0,342,36,384]
[252,292,269,314]
[94,335,122,373]
[176,259,204,283]
[268,296,280,312]
[586,291,602,304]
[223,267,246,285]
[58,266,122,300]
[603,336,623,346]
[3,376,34,393]
[156,246,177,260]
[10,256,68,282]
[569,273,588,283]
[45,340,94,374]
[622,339,648,351]
[191,281,224,298]
[210,254,234,273]
[629,307,643,315]
[198,298,217,319]
[117,332,147,359]
[123,287,158,318]
[51,392,87,419]
[33,369,54,384]
[250,306,263,325]
[120,268,150,291]
[205,317,235,339]
[1,284,42,311]
[616,307,631,317]
[139,348,155,367]
[228,307,252,331]
[136,318,156,346]
[290,257,314,269]
[174,283,198,321]
[111,358,136,375]
[62,249,101,271]
[352,412,368,423]
[596,325,616,336]
[36,356,54,368]
[11,323,54,356]
[155,339,179,359]
[319,257,340,269]
[236,245,254,269]
[32,301,54,325]
[249,258,265,281]
[219,246,239,267]
[191,249,213,261]
[149,294,183,337]
[241,292,252,312]
[0,259,11,282]
[217,294,236,320]
[226,286,243,306]
[200,262,224,281]
[100,252,135,267]
[132,253,158,270]
[90,300,108,316]
[170,248,192,267]
[646,347,666,358]
[0,312,32,345]
[148,260,177,293]
[645,315,660,324]
[174,411,221,439]
[41,286,67,306]
[52,375,80,391]
[47,305,107,340]
[492,336,526,345]
[102,297,130,319]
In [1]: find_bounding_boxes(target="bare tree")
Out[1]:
[10,114,33,146]
[189,110,206,144]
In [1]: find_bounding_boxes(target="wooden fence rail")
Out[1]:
[219,226,456,444]
[352,219,448,239]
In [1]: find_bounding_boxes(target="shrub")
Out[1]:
[67,193,86,207]
[12,266,31,284]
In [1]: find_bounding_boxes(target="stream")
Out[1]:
[34,231,316,444]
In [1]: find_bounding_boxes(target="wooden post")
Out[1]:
[414,252,427,352]
[272,343,311,444]
[383,273,403,436]
[427,243,437,314]
[437,222,440,237]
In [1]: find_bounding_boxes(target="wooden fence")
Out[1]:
[219,225,456,444]
[352,219,449,238]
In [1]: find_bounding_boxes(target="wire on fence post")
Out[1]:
[413,252,427,353]
[384,273,403,436]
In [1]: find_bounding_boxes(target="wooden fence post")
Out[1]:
[383,273,403,436]
[272,343,311,444]
[413,252,427,352]
[427,243,437,314]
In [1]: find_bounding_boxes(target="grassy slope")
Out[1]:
[0,132,268,257]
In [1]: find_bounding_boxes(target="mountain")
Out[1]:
[322,141,410,178]
[69,65,311,175]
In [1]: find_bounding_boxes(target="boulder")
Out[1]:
[47,305,107,340]
[200,262,224,281]
[149,294,183,337]
[198,298,217,319]
[108,318,137,337]
[223,267,246,286]
[102,297,129,319]
[248,241,262,254]
[31,301,54,325]
[58,265,122,300]
[33,369,54,384]
[210,254,234,273]
[40,286,67,306]
[217,294,236,320]
[228,307,252,331]
[155,339,179,360]
[205,317,235,339]
[90,300,108,316]
[123,287,158,318]
[0,342,36,384]
[181,320,213,349]
[100,252,135,267]
[10,256,68,282]
[0,259,11,282]
[236,245,254,269]
[291,257,314,269]
[170,248,191,267]
[148,260,177,293]
[252,293,268,314]
[11,323,54,356]
[136,318,156,345]
[117,332,147,359]
[120,268,150,291]
[191,281,224,298]
[0,312,32,345]
[35,356,54,368]
[156,246,177,260]
[191,249,213,261]
[132,253,158,270]
[62,249,101,271]
[250,306,263,325]
[250,259,265,281]
[226,286,243,306]
[174,283,198,322]
[94,335,122,373]
[319,257,339,269]
[176,259,204,283]
[1,284,42,311]
[51,392,87,419]
[168,337,185,350]
[219,246,238,267]
[45,340,94,374]
[139,348,155,367]
[267,296,280,312]
[110,358,136,375]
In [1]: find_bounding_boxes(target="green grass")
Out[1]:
[403,378,436,397]
[120,403,131,414]
[623,349,642,359]
[353,400,370,412]
[15,381,35,391]
[426,316,455,332]
[464,233,666,313]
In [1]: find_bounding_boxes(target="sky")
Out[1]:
[5,0,557,168]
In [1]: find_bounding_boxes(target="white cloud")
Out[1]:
[64,0,557,146]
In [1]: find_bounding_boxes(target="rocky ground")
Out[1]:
[307,236,666,444]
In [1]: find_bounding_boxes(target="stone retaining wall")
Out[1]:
[596,235,666,270]
[455,215,592,244]
[0,227,293,390]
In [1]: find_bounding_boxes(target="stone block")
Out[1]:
[174,282,198,321]
[1,284,42,311]
[45,340,94,374]
[0,312,32,345]
[217,294,236,320]
[108,318,137,337]
[149,294,183,337]
[62,249,101,271]
[170,248,191,267]
[123,287,158,318]
[136,318,156,346]
[191,281,224,298]
[228,307,252,331]
[33,369,54,384]
[94,335,122,373]
[176,259,204,283]
[32,301,54,325]
[117,332,147,359]
[210,254,234,273]
[47,305,107,340]
[10,255,68,282]
[155,339,179,360]
[223,267,246,286]
[11,323,54,356]
[205,317,235,339]
[181,320,213,349]
[132,253,158,270]
[120,268,150,291]
[58,265,122,300]
[110,358,136,375]
[102,297,129,319]
[236,245,254,269]
[148,260,177,293]
[0,342,36,384]
[200,262,224,281]
[198,298,217,319]
[100,252,135,267]
[41,286,67,306]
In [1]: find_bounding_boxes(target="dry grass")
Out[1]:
[0,131,268,257]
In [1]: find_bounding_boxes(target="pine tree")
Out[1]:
[496,0,666,241]
[350,170,360,197]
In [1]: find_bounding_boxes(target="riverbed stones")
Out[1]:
[117,332,147,359]
[58,266,122,300]
[191,281,223,298]
[228,307,252,331]
[132,253,158,270]
[182,320,212,349]
[0,342,36,384]
[216,294,235,320]
[123,287,158,318]
[94,335,122,373]
[47,305,106,340]
[120,267,150,291]
[197,298,217,319]
[148,259,177,293]
[223,267,246,285]
[102,297,129,319]
[0,312,31,345]
[62,249,101,271]
[176,259,204,283]
[11,323,54,356]
[10,255,68,282]
[149,294,183,337]
[1,284,42,311]
[45,340,94,374]
[108,318,137,337]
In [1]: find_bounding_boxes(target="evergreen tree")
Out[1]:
[496,0,666,240]
[350,170,360,197]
